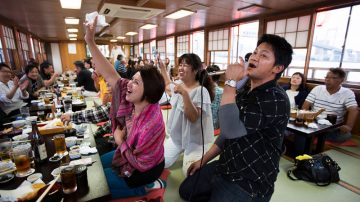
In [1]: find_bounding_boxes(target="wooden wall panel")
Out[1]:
[59,42,86,72]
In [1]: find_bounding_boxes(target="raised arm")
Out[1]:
[158,57,172,96]
[84,16,120,89]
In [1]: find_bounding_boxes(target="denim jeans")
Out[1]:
[179,161,272,202]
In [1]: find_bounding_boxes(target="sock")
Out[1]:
[145,179,167,191]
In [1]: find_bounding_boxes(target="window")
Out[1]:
[86,45,110,57]
[150,40,156,60]
[208,28,229,69]
[342,5,360,83]
[2,25,16,68]
[143,42,150,60]
[166,37,175,66]
[139,43,143,59]
[134,44,139,58]
[230,21,259,63]
[177,35,189,57]
[267,15,311,77]
[309,6,360,83]
[0,39,4,63]
[157,40,166,60]
[190,31,205,61]
[19,32,29,65]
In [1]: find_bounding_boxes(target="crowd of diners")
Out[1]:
[0,17,358,201]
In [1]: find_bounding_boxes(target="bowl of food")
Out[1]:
[12,134,29,141]
[11,120,26,128]
[27,173,42,183]
[65,136,77,148]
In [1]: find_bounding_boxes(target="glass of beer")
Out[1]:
[61,166,77,194]
[12,143,33,177]
[54,134,66,155]
[0,138,12,161]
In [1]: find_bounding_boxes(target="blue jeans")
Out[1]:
[179,161,272,202]
[101,151,146,199]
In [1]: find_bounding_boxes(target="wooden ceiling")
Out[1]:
[0,0,355,43]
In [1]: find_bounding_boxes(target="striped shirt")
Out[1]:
[305,85,358,122]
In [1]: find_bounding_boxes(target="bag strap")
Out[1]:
[287,167,301,181]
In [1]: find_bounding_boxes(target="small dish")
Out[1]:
[51,168,62,182]
[49,155,62,162]
[27,173,42,183]
[12,134,29,141]
[0,173,14,184]
[70,145,80,151]
[69,150,81,159]
[16,168,35,178]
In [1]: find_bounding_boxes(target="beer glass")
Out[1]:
[61,166,77,194]
[12,143,33,177]
[0,138,12,161]
[54,134,66,155]
[20,106,30,121]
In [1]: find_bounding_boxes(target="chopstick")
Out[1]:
[36,174,60,202]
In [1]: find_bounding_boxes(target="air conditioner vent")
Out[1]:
[100,3,164,20]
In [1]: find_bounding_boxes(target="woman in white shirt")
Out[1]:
[282,72,308,109]
[0,63,29,119]
[159,53,215,175]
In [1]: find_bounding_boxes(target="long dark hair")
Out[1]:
[290,72,306,91]
[178,53,215,101]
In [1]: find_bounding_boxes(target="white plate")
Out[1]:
[0,173,14,184]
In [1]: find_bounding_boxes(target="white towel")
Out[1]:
[317,119,333,126]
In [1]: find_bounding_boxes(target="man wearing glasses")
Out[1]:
[302,68,358,142]
[0,63,29,123]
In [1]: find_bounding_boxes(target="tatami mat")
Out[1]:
[323,150,360,188]
[335,138,360,156]
[272,157,360,202]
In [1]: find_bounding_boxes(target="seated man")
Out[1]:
[0,63,29,122]
[179,34,292,202]
[74,61,97,92]
[302,68,358,142]
[39,61,58,86]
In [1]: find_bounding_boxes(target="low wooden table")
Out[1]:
[287,120,343,155]
[0,124,110,201]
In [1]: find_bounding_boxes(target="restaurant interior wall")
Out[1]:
[59,41,86,72]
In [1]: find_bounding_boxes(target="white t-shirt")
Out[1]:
[305,85,358,122]
[167,82,214,151]
[0,80,28,114]
[286,89,299,109]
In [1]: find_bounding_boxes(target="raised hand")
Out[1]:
[19,79,29,91]
[13,76,19,87]
[225,57,246,81]
[84,16,98,44]
[173,83,186,95]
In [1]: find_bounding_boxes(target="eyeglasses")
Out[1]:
[324,76,340,80]
[0,70,12,74]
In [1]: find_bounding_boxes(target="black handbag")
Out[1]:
[287,153,341,186]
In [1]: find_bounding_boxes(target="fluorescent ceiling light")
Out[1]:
[125,32,138,36]
[60,0,82,9]
[116,36,126,39]
[68,34,78,37]
[65,18,80,25]
[110,39,118,42]
[69,38,77,41]
[165,9,195,19]
[67,28,78,33]
[140,24,157,29]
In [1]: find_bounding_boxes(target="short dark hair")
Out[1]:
[244,52,252,62]
[329,68,346,79]
[139,65,165,104]
[25,64,39,74]
[0,63,11,71]
[84,58,92,67]
[40,61,52,74]
[74,61,85,69]
[206,65,221,82]
[117,54,123,61]
[257,34,293,80]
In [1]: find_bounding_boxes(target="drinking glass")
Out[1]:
[12,143,34,177]
[0,138,12,161]
[64,103,73,113]
[54,134,66,155]
[61,166,77,194]
[20,106,30,120]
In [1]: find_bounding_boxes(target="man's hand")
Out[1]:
[339,125,352,134]
[60,113,71,122]
[19,79,29,91]
[187,160,203,176]
[225,57,246,81]
[13,77,19,88]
